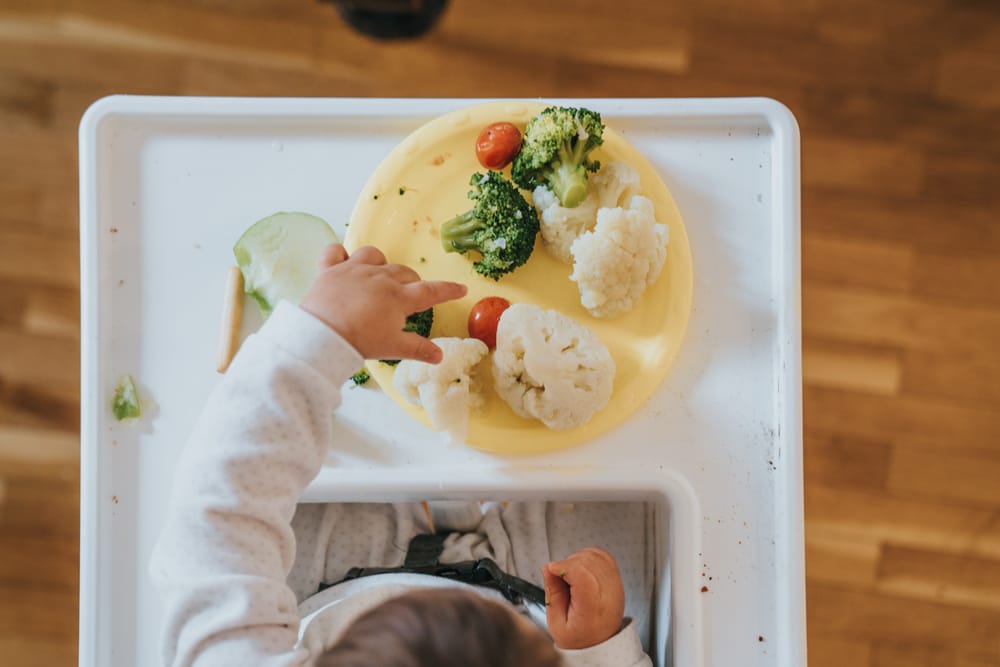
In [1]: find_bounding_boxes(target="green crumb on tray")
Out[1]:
[399,187,406,195]
[373,194,379,200]
[418,257,427,263]
[112,375,142,421]
[351,369,370,386]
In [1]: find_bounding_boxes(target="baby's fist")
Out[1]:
[542,547,626,650]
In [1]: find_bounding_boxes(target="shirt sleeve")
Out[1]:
[149,301,363,667]
[557,619,654,667]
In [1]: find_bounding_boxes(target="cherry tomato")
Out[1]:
[468,296,511,350]
[475,122,522,170]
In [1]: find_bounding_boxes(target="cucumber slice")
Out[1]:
[233,212,339,316]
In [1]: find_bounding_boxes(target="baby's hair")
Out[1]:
[317,588,564,667]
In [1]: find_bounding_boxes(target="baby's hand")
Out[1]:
[542,547,626,650]
[300,244,467,363]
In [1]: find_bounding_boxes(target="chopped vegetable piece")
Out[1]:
[475,122,522,169]
[440,171,539,280]
[233,212,338,317]
[511,106,605,208]
[467,296,511,350]
[112,375,142,421]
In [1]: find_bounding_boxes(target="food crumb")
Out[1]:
[112,375,142,421]
[110,227,118,234]
[118,280,124,287]
[372,194,379,200]
[418,257,426,263]
[758,636,764,642]
[700,586,709,593]
[112,439,118,446]
[431,154,446,166]
[112,495,119,504]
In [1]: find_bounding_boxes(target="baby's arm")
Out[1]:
[543,548,653,667]
[150,245,465,667]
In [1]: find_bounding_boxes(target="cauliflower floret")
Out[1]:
[492,304,615,430]
[532,161,642,263]
[569,195,669,319]
[532,185,597,264]
[591,160,643,210]
[392,337,488,442]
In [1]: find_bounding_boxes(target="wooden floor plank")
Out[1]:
[805,386,1000,455]
[887,446,1000,508]
[803,430,891,491]
[803,283,1000,358]
[912,253,1000,310]
[806,638,872,667]
[877,544,1000,613]
[807,583,1000,657]
[873,642,1000,667]
[803,338,902,396]
[802,234,914,293]
[805,484,1000,558]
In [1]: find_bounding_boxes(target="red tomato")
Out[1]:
[475,122,522,169]
[468,296,511,350]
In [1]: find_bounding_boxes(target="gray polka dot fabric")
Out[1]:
[149,303,654,667]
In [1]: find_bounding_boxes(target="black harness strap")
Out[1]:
[330,533,546,607]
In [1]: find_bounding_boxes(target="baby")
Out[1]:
[151,243,655,666]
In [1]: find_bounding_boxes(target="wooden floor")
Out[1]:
[1,0,998,664]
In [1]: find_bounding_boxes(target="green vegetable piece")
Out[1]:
[440,171,540,281]
[511,106,605,208]
[112,375,142,421]
[351,369,371,386]
[381,308,434,366]
[233,212,339,317]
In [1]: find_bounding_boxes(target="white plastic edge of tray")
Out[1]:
[78,95,804,667]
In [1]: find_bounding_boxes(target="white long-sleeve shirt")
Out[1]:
[150,301,653,667]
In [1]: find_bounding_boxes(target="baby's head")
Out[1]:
[317,588,563,667]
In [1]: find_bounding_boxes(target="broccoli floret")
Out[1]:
[511,106,605,208]
[440,171,540,280]
[351,369,370,385]
[381,308,434,366]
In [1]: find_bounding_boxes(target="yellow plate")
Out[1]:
[345,101,693,455]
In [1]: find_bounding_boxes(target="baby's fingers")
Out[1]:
[404,280,468,312]
[393,332,443,364]
[318,243,349,269]
[542,566,571,623]
[350,245,387,266]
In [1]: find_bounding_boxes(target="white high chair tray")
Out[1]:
[79,96,804,667]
